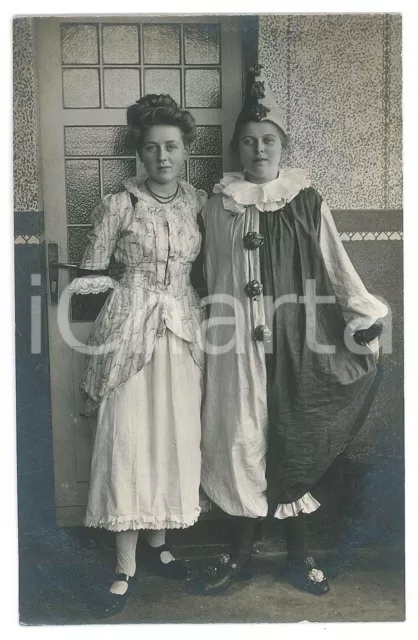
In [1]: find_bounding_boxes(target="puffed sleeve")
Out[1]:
[195,188,208,214]
[70,194,121,295]
[319,200,388,335]
[79,193,121,270]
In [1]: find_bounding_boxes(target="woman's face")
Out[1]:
[237,121,283,184]
[140,125,188,184]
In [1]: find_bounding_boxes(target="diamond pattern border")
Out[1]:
[339,231,403,241]
[14,230,403,245]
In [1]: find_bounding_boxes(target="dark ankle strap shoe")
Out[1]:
[286,556,330,596]
[189,554,254,596]
[139,542,190,580]
[91,574,130,619]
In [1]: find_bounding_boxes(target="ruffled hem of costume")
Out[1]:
[70,275,116,295]
[213,168,311,213]
[85,507,201,531]
[273,492,321,520]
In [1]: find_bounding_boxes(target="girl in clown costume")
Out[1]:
[192,65,387,596]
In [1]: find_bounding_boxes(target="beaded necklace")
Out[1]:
[145,179,180,204]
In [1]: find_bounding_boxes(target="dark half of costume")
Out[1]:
[200,170,387,519]
[261,186,377,506]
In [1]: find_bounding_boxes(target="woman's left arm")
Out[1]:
[319,200,388,351]
[70,193,123,295]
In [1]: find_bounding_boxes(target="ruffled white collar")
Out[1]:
[213,168,310,213]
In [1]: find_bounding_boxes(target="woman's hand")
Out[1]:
[353,321,383,346]
[108,261,126,281]
[353,322,383,362]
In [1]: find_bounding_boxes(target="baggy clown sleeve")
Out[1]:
[319,201,388,352]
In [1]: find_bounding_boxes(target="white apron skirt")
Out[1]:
[85,329,202,531]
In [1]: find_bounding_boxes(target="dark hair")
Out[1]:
[230,117,288,154]
[126,94,196,151]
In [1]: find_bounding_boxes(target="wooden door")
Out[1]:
[37,15,243,526]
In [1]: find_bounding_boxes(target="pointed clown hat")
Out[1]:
[235,64,287,140]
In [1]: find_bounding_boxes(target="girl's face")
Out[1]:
[237,121,283,184]
[140,125,188,184]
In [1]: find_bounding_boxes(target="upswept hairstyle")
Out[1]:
[126,94,196,151]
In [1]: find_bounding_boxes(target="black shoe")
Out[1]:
[286,555,330,596]
[189,554,254,596]
[91,574,130,619]
[139,542,191,580]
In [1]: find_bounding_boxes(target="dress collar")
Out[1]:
[213,168,310,213]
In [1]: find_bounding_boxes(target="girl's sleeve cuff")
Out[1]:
[69,275,116,295]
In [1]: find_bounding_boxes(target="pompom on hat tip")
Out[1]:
[236,63,287,140]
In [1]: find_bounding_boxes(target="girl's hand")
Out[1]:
[109,262,126,281]
[353,321,383,346]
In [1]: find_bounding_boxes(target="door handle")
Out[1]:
[53,262,78,269]
[48,242,59,304]
[47,242,78,304]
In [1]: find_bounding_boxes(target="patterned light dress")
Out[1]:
[71,177,207,531]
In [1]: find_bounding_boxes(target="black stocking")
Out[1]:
[283,512,308,564]
[230,517,257,567]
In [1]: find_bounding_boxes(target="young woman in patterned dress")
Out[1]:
[71,94,207,617]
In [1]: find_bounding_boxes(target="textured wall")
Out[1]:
[13,17,43,213]
[13,18,54,542]
[259,14,402,210]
